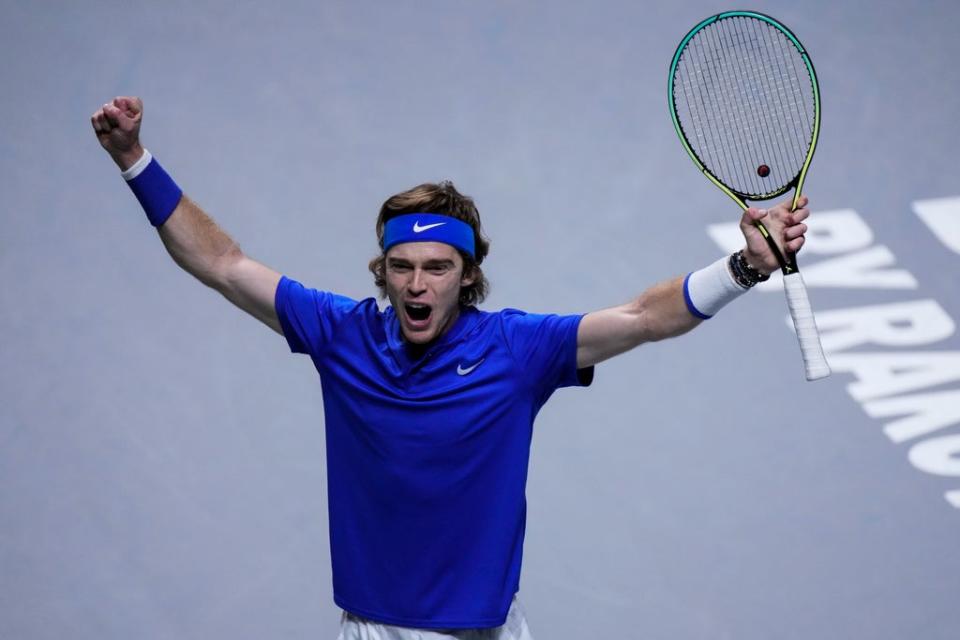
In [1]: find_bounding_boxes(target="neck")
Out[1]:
[404,341,430,360]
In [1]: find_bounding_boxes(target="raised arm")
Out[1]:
[576,200,809,369]
[91,97,282,334]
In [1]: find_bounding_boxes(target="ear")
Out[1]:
[460,264,477,288]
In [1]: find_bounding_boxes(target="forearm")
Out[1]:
[577,255,753,368]
[158,195,244,290]
[117,147,243,289]
[131,165,281,332]
[637,253,760,340]
[576,277,700,368]
[633,276,702,342]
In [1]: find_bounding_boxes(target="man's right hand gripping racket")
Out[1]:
[668,10,831,381]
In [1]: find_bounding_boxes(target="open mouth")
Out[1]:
[404,302,432,324]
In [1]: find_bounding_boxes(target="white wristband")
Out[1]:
[683,255,748,319]
[120,149,152,181]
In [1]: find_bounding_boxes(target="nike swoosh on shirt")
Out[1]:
[456,359,485,376]
[413,221,447,233]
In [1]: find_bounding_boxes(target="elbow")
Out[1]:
[632,296,698,343]
[196,244,245,291]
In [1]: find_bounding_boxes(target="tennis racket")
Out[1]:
[668,10,831,381]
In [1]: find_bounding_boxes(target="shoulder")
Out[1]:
[276,276,385,333]
[279,276,376,311]
[492,307,584,330]
[482,307,584,348]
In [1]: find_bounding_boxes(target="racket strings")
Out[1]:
[707,25,751,189]
[733,17,798,190]
[685,18,786,191]
[689,33,739,187]
[713,19,780,189]
[672,15,816,199]
[746,17,811,189]
[754,18,810,171]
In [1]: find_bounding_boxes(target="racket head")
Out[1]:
[668,11,820,206]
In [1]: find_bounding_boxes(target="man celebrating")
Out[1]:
[92,96,809,639]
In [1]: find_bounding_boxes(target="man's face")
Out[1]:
[384,242,475,345]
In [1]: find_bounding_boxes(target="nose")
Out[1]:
[408,268,427,296]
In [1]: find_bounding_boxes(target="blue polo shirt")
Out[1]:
[275,276,593,629]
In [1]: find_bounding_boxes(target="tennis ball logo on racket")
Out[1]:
[757,164,770,177]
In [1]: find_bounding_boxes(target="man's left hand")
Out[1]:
[739,195,810,275]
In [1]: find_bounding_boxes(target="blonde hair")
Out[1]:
[368,181,491,305]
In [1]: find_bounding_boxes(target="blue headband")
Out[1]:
[383,213,476,258]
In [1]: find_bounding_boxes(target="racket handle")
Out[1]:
[782,272,831,381]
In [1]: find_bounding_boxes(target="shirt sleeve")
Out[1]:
[500,309,594,398]
[274,275,358,356]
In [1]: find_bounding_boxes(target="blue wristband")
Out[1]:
[126,157,183,227]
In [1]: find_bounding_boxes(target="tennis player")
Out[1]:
[92,96,809,640]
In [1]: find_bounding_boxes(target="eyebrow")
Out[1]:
[387,257,455,268]
[423,259,455,268]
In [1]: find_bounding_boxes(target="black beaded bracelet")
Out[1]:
[728,250,771,288]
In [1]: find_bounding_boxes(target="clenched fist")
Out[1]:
[91,96,144,171]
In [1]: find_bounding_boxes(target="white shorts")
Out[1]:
[336,595,534,640]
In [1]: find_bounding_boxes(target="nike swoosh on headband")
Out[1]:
[413,221,447,233]
[383,214,476,258]
[456,359,485,376]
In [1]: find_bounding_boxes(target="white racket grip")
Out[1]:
[782,272,831,381]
